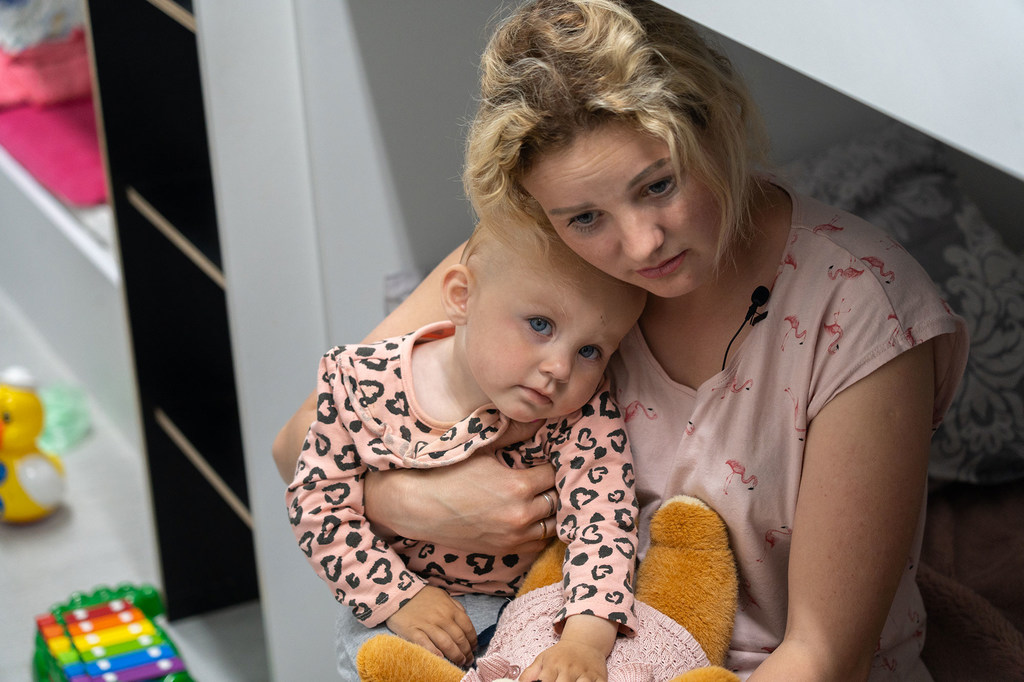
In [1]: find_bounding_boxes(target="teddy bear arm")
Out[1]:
[356,633,464,682]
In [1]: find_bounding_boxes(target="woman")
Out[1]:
[275,1,968,679]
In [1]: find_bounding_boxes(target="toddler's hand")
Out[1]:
[385,586,477,667]
[518,638,609,682]
[519,614,616,682]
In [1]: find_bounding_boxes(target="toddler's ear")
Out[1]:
[440,264,472,325]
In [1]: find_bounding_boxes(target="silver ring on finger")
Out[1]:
[542,491,556,518]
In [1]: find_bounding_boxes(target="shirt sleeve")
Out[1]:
[798,228,968,425]
[549,380,639,635]
[284,348,426,627]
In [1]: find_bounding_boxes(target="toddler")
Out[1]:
[286,219,647,680]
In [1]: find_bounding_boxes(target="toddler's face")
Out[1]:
[461,264,642,422]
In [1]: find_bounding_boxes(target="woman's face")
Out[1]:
[522,124,722,298]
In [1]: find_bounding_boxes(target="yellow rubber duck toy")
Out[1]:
[0,367,66,523]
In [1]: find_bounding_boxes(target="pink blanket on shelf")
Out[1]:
[0,28,92,109]
[0,96,106,206]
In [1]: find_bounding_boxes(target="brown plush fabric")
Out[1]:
[919,480,1024,680]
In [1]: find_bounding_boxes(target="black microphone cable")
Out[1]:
[722,286,770,371]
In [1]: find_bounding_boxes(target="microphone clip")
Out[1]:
[722,285,771,370]
[746,285,770,327]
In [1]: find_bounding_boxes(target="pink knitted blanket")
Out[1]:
[462,584,710,682]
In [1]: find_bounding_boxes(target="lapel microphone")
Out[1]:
[722,286,771,370]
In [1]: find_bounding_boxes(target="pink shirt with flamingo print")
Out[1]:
[609,189,969,680]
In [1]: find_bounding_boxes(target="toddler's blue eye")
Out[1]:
[529,318,552,335]
[578,345,600,360]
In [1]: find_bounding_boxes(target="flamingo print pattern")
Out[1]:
[784,388,807,441]
[827,257,865,280]
[623,399,657,423]
[812,215,844,235]
[711,376,754,400]
[862,255,896,284]
[756,526,793,563]
[824,299,852,354]
[724,459,758,494]
[781,315,807,351]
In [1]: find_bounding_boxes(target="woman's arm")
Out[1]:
[271,244,465,481]
[751,340,935,682]
[272,390,318,481]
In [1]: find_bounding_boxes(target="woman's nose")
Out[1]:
[621,211,665,261]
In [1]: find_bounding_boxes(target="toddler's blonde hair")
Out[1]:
[463,216,643,303]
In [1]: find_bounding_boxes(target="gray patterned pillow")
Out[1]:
[782,122,1024,484]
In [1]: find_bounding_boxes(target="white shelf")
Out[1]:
[0,143,119,285]
[664,0,1024,181]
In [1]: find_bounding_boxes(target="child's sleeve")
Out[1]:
[550,379,639,635]
[284,348,426,627]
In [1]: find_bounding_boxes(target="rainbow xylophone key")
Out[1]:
[32,584,193,682]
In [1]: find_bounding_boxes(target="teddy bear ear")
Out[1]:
[637,496,738,668]
[356,633,463,682]
[517,540,566,596]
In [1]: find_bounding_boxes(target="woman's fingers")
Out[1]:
[363,430,556,553]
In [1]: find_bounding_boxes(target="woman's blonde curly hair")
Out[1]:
[464,0,768,265]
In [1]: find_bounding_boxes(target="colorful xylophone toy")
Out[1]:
[32,583,194,682]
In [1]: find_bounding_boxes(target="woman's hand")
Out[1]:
[365,420,556,555]
[385,586,477,667]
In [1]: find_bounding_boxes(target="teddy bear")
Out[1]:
[356,495,740,682]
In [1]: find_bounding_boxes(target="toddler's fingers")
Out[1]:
[430,625,474,667]
[404,630,446,662]
[451,603,478,652]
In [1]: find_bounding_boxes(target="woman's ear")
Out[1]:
[440,264,472,325]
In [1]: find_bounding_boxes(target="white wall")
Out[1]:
[195,3,336,680]
[300,1,503,342]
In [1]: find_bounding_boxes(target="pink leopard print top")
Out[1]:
[286,323,639,632]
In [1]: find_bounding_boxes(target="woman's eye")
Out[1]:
[647,178,673,196]
[529,318,552,335]
[568,211,597,230]
[578,345,601,360]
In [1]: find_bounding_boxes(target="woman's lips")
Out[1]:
[637,251,685,279]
